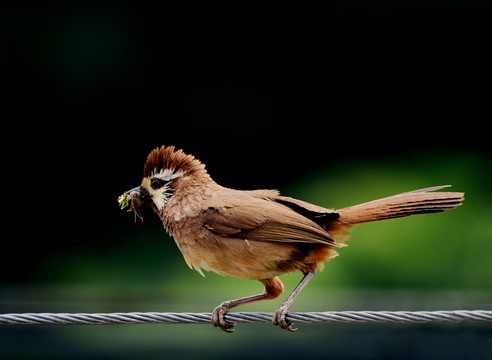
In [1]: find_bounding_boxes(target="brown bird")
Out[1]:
[119,145,464,332]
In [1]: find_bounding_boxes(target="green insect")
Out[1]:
[117,192,144,222]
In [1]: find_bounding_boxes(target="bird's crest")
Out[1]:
[143,146,206,177]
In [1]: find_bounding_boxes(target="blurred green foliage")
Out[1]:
[287,150,492,290]
[2,150,491,360]
[34,150,491,292]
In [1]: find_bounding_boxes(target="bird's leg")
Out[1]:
[272,271,315,332]
[212,277,284,333]
[212,294,266,333]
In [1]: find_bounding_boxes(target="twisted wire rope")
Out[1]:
[1,310,491,326]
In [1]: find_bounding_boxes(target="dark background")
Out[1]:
[1,1,491,359]
[2,1,491,280]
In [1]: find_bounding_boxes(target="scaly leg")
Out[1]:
[212,277,284,333]
[272,271,315,332]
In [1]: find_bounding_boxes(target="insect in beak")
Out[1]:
[118,187,148,222]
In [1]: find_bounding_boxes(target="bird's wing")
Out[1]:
[272,195,339,225]
[201,194,343,247]
[201,196,268,236]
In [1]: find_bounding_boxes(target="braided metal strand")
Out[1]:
[286,310,492,323]
[1,310,491,326]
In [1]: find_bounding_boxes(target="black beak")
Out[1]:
[124,186,149,201]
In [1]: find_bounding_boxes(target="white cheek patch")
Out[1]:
[149,168,185,210]
[152,183,171,210]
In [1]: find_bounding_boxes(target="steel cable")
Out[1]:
[1,310,491,326]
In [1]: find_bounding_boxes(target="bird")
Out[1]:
[118,145,464,332]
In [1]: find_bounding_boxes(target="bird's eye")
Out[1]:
[151,177,167,190]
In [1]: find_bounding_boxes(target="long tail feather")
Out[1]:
[336,185,464,226]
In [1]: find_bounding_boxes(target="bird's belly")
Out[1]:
[175,236,311,280]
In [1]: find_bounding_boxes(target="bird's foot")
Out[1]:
[272,301,297,332]
[211,301,237,333]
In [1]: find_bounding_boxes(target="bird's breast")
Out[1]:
[171,226,324,279]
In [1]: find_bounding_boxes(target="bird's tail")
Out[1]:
[333,185,464,229]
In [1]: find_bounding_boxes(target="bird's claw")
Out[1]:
[212,301,237,333]
[272,303,297,332]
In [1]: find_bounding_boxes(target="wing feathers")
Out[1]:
[242,207,343,247]
[201,193,341,247]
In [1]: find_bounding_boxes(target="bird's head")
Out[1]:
[118,146,208,217]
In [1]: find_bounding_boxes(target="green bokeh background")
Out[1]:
[2,2,491,359]
[2,151,490,359]
[29,151,492,290]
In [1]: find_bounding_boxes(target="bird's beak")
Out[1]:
[124,186,149,202]
[118,186,149,212]
[124,186,147,198]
